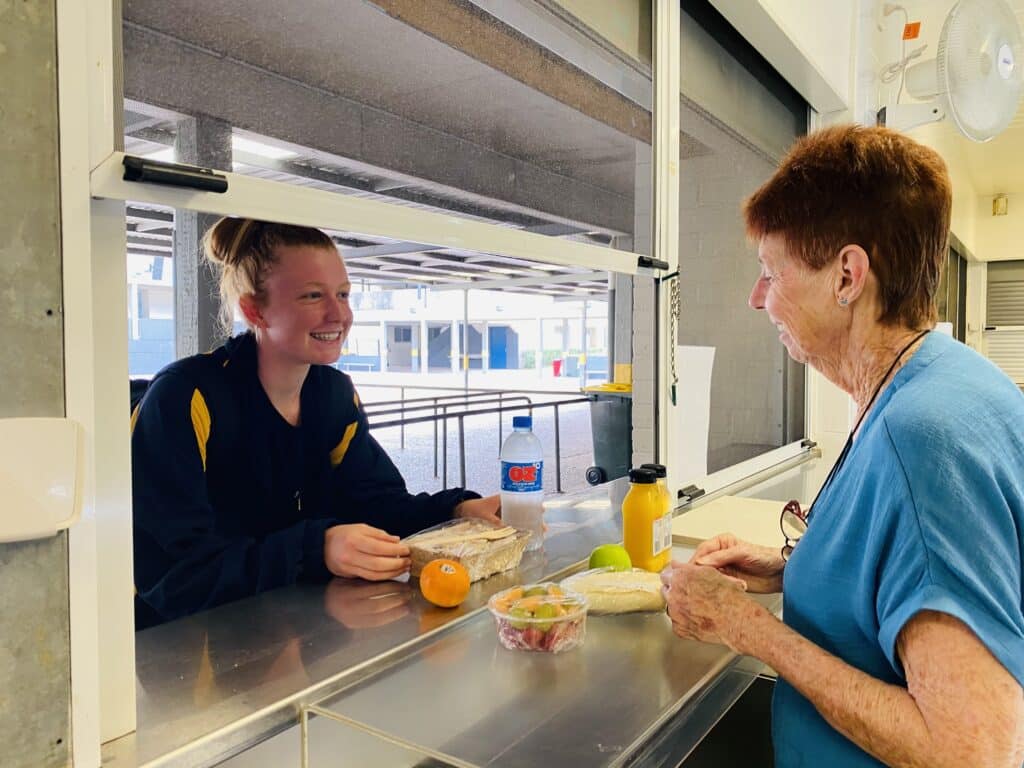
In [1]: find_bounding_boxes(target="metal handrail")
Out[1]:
[365,395,532,419]
[359,386,572,450]
[367,397,590,491]
[352,381,587,397]
[361,391,504,410]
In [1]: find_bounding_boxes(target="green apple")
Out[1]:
[588,544,632,571]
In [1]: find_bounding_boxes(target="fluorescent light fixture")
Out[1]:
[232,135,297,160]
[530,264,565,272]
[143,147,175,162]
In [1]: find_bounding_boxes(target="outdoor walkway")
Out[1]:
[354,382,598,497]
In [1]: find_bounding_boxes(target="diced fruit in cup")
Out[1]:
[488,582,587,653]
[495,614,585,652]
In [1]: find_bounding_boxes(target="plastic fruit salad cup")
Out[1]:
[487,583,587,653]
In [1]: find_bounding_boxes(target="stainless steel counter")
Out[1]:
[296,557,779,768]
[102,450,819,768]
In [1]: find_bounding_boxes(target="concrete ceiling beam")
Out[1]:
[123,24,632,235]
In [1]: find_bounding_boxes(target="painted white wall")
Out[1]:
[915,123,981,254]
[966,260,988,351]
[710,0,855,113]
[975,194,1024,262]
[550,0,652,64]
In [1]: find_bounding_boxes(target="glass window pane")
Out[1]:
[121,0,652,260]
[127,203,175,376]
[125,204,609,499]
[675,2,808,474]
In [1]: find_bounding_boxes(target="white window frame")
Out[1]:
[60,0,819,762]
[62,0,660,758]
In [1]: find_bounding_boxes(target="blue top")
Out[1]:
[512,415,532,429]
[774,332,1024,767]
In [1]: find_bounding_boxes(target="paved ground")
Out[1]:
[357,385,599,497]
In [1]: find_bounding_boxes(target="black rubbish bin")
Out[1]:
[584,384,632,485]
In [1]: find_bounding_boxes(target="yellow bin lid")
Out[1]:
[582,382,632,393]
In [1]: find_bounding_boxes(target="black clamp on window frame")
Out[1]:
[123,155,228,194]
[636,255,670,272]
[677,484,706,504]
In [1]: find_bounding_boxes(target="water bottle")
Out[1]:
[500,415,544,551]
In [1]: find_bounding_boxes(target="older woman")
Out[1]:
[662,125,1024,767]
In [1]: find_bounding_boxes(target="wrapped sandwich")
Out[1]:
[405,519,531,582]
[560,567,666,614]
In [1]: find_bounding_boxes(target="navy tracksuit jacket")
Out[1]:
[131,332,473,629]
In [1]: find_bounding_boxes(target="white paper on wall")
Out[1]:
[675,346,716,482]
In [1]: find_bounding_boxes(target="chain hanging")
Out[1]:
[668,274,679,405]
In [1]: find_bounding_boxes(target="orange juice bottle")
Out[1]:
[622,468,672,572]
[641,463,672,520]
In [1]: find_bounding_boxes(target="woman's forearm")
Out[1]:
[736,609,1001,768]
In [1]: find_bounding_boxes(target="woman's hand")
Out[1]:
[689,532,785,594]
[453,494,502,526]
[323,523,411,581]
[323,579,412,629]
[660,561,766,651]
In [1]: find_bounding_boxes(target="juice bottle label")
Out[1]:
[651,514,672,558]
[501,461,543,493]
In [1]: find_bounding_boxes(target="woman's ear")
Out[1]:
[238,294,265,329]
[836,244,870,306]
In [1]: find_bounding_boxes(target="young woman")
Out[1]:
[132,218,500,629]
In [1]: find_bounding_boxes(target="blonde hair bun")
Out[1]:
[203,217,257,269]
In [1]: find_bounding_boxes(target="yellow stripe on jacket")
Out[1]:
[330,421,359,467]
[191,389,212,471]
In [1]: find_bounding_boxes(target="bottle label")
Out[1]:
[501,461,543,493]
[651,514,672,558]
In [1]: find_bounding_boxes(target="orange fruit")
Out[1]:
[419,559,471,608]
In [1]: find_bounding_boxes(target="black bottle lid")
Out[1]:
[640,463,666,478]
[628,468,657,484]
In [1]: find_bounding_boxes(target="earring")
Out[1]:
[838,297,849,306]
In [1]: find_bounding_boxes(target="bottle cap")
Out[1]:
[628,468,657,484]
[640,463,667,478]
[512,416,532,429]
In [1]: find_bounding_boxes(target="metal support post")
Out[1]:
[554,403,563,493]
[462,289,469,392]
[442,404,448,489]
[458,415,466,488]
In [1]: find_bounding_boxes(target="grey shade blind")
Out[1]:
[984,263,1024,384]
[984,330,1024,385]
[987,261,1024,326]
[987,283,1024,326]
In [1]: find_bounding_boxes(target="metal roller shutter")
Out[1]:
[985,263,1024,387]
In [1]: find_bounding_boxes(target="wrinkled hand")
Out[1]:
[454,494,502,526]
[323,523,411,581]
[324,579,413,629]
[689,532,785,594]
[660,561,764,651]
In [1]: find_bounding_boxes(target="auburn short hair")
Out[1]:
[743,124,951,328]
